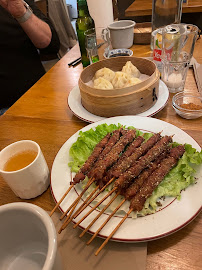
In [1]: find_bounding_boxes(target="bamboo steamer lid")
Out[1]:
[79,56,160,117]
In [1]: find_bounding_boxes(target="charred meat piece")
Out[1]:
[73,132,111,184]
[115,136,173,189]
[112,133,161,179]
[88,128,123,179]
[105,135,145,182]
[91,129,136,182]
[97,128,123,161]
[130,145,185,212]
[124,150,169,200]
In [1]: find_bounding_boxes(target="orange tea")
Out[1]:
[3,150,38,172]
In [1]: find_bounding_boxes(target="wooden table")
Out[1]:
[0,39,202,269]
[125,0,202,17]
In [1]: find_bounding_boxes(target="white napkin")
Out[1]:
[87,0,114,37]
[50,211,147,270]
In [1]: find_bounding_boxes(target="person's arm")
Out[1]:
[0,0,52,48]
[17,6,52,49]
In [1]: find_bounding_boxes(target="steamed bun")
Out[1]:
[125,77,142,87]
[94,67,115,82]
[94,77,114,89]
[112,72,131,89]
[122,61,140,78]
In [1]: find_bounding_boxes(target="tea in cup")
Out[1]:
[0,140,49,199]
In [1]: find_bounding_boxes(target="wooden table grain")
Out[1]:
[0,38,202,269]
[125,0,202,17]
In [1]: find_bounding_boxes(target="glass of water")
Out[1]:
[84,28,99,64]
[161,24,198,93]
[84,28,111,64]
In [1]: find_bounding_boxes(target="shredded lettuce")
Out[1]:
[68,123,202,217]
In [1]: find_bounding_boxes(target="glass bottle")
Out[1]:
[76,0,95,67]
[152,0,182,31]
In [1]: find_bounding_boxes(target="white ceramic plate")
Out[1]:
[51,116,202,242]
[68,80,169,123]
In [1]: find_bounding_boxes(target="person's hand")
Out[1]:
[0,0,26,18]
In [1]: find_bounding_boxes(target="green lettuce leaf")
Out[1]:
[142,143,202,215]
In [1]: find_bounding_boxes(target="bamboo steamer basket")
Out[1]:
[79,56,160,117]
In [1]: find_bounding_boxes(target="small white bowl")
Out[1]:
[0,203,62,270]
[104,48,133,59]
[172,92,202,119]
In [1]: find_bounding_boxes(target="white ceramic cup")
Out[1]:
[107,20,136,49]
[0,202,63,270]
[0,140,49,199]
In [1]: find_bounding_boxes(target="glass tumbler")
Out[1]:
[84,28,99,64]
[161,24,198,93]
[84,28,111,64]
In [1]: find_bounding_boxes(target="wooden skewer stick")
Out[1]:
[58,195,81,233]
[60,185,100,232]
[60,178,115,231]
[87,198,126,245]
[73,187,118,229]
[60,177,95,220]
[70,185,99,220]
[79,191,120,238]
[60,178,115,232]
[50,184,74,217]
[59,184,99,232]
[73,177,115,219]
[95,208,133,256]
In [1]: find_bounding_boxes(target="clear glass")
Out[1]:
[161,60,189,93]
[152,0,182,31]
[84,28,111,64]
[161,24,198,93]
[84,28,99,64]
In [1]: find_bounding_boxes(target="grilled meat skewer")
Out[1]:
[115,135,173,189]
[73,132,111,184]
[105,135,144,182]
[130,145,185,211]
[112,133,161,179]
[124,149,170,200]
[96,128,124,162]
[90,129,136,182]
[94,145,185,256]
[88,128,124,179]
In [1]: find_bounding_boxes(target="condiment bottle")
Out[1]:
[76,0,95,67]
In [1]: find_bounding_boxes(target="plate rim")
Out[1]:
[68,80,169,123]
[50,184,202,242]
[51,116,202,242]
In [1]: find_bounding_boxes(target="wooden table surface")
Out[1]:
[125,0,202,17]
[0,38,202,269]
